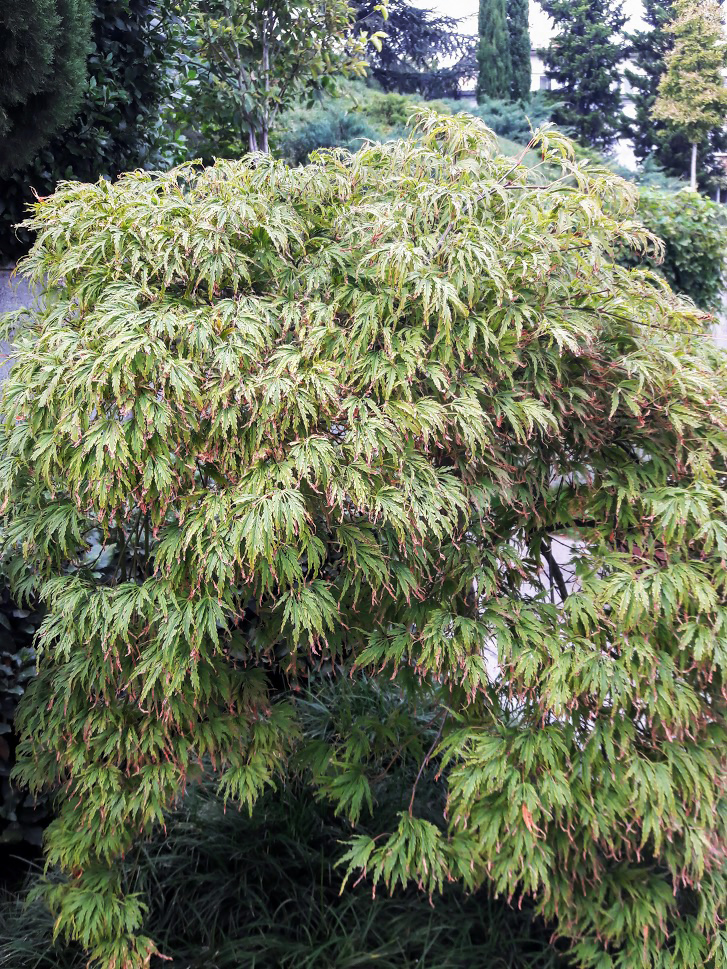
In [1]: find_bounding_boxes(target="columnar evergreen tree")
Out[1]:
[351,0,477,99]
[0,0,92,172]
[625,0,676,164]
[652,0,727,191]
[507,0,531,101]
[477,0,512,101]
[4,112,727,969]
[0,0,184,259]
[539,0,626,151]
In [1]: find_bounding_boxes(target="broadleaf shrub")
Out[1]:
[621,186,727,311]
[0,574,46,853]
[3,112,727,968]
[1,686,567,969]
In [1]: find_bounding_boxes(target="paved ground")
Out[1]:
[0,269,31,382]
[0,268,32,315]
[714,314,727,347]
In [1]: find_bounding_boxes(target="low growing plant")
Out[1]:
[2,111,727,969]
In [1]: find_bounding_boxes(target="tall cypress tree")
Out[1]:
[507,0,531,101]
[540,0,626,151]
[477,0,512,101]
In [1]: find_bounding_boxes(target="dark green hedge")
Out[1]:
[626,188,727,312]
[0,0,92,173]
[0,0,181,260]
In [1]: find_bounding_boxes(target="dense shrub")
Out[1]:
[0,0,92,172]
[273,85,434,166]
[1,684,567,969]
[0,577,45,856]
[0,0,182,260]
[273,101,382,167]
[623,187,727,311]
[272,86,537,169]
[446,91,554,143]
[3,112,727,969]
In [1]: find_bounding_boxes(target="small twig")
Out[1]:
[408,712,449,816]
[541,539,569,603]
[557,303,715,339]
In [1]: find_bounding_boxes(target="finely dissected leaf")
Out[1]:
[2,110,727,969]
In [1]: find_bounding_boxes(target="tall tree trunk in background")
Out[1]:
[690,141,698,190]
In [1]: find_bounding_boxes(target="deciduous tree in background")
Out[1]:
[477,0,511,101]
[183,0,371,155]
[5,111,727,969]
[652,0,727,191]
[539,0,626,151]
[0,0,92,173]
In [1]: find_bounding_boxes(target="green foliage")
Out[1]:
[179,0,370,156]
[625,0,676,164]
[352,0,476,99]
[620,187,726,312]
[272,85,535,168]
[272,85,416,166]
[0,0,92,173]
[477,0,512,101]
[0,576,46,851]
[652,0,727,185]
[450,91,553,144]
[3,111,727,969]
[273,104,381,168]
[540,0,626,151]
[506,0,531,101]
[626,0,727,195]
[0,0,184,261]
[0,748,568,968]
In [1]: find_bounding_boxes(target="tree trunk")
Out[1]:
[690,142,698,191]
[261,9,270,154]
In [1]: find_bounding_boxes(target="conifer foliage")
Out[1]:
[3,112,727,968]
[351,0,476,99]
[507,0,531,101]
[477,0,511,100]
[0,0,92,172]
[540,0,626,151]
[652,0,727,191]
[626,0,727,194]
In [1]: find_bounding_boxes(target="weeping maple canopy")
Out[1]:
[3,112,727,969]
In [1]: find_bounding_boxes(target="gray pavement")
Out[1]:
[0,267,32,315]
[0,268,31,381]
[714,314,727,347]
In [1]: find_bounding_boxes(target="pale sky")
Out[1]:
[418,0,646,41]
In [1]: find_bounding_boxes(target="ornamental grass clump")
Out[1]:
[2,111,727,968]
